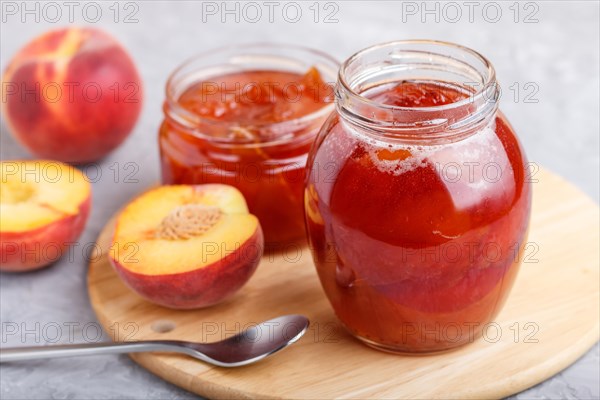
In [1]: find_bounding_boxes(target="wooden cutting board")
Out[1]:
[88,167,599,399]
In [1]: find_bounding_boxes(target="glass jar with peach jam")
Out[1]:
[305,41,532,353]
[159,44,338,244]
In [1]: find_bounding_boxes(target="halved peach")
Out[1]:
[109,184,263,309]
[0,160,91,271]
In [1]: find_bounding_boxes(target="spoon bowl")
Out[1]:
[170,314,309,366]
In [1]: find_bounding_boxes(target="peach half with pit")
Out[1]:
[0,160,91,272]
[108,184,264,309]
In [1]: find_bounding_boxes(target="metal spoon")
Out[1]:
[0,314,309,367]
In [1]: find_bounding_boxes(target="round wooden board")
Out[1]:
[88,168,599,400]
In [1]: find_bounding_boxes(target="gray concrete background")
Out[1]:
[1,1,599,399]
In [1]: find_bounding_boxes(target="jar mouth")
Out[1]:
[164,43,338,147]
[337,40,499,137]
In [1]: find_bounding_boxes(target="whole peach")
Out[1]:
[2,28,143,163]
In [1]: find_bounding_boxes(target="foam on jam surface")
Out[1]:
[305,80,531,352]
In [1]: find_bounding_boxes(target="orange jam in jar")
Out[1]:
[305,41,532,353]
[159,45,338,244]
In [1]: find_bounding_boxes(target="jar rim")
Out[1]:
[164,43,338,147]
[336,40,499,138]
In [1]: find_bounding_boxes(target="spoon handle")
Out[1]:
[0,341,182,362]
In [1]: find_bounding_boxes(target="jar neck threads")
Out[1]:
[336,40,499,141]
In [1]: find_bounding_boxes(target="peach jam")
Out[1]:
[305,41,532,353]
[159,44,338,244]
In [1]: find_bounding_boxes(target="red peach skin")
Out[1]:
[111,228,263,309]
[0,197,91,272]
[2,28,143,163]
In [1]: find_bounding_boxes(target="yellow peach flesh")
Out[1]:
[111,185,260,276]
[0,161,90,232]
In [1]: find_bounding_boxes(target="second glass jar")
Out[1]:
[159,44,338,244]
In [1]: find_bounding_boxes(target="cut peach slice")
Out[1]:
[109,184,264,309]
[304,183,324,225]
[0,160,91,271]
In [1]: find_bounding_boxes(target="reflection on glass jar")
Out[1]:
[160,44,338,244]
[305,41,532,353]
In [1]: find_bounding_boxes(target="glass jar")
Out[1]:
[160,44,338,244]
[305,40,532,353]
